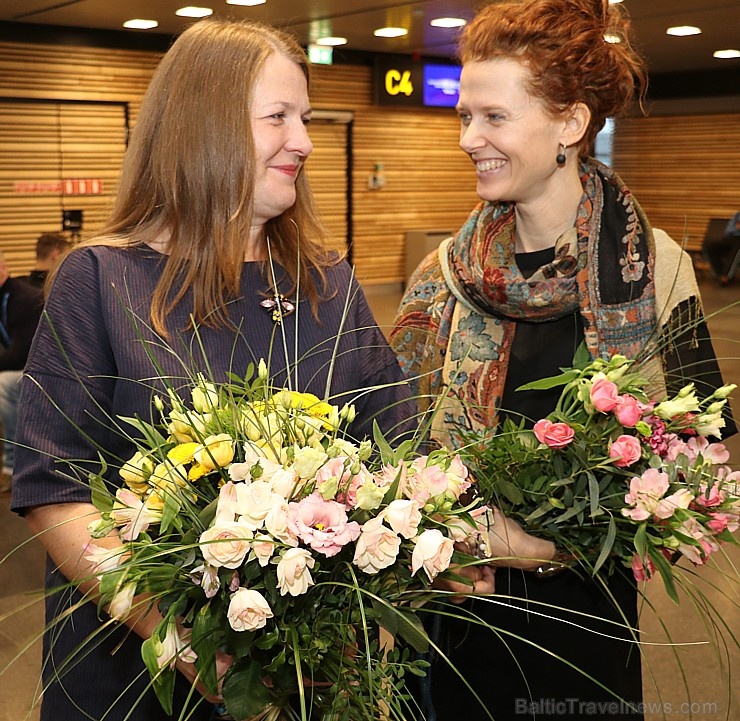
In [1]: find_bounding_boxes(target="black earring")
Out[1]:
[556,144,567,166]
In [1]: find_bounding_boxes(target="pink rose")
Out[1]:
[352,516,402,574]
[590,377,619,412]
[614,395,643,427]
[533,419,575,449]
[287,493,361,557]
[609,434,642,467]
[411,529,454,581]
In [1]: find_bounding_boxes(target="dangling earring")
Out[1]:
[556,143,567,166]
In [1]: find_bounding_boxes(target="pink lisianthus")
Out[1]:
[609,434,642,468]
[287,493,361,557]
[614,394,643,428]
[590,376,619,412]
[664,436,691,462]
[404,457,468,505]
[622,468,692,520]
[533,419,575,449]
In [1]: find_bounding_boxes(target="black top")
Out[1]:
[0,276,43,371]
[11,245,414,721]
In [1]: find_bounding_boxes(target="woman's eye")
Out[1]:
[302,116,311,126]
[270,112,286,121]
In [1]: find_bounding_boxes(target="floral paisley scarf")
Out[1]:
[390,159,674,446]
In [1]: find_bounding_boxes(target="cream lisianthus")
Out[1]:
[192,374,219,413]
[292,446,329,479]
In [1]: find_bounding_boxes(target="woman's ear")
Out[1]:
[561,102,591,148]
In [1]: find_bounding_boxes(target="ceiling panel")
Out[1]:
[0,0,739,75]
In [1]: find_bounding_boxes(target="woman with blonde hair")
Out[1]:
[391,0,734,718]
[12,19,412,721]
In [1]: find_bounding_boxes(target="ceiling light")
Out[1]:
[176,6,213,17]
[123,19,159,30]
[608,0,623,4]
[374,27,408,38]
[430,18,467,29]
[714,49,740,59]
[604,33,621,44]
[226,0,266,5]
[315,37,347,46]
[666,26,701,37]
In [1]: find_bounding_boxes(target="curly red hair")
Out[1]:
[458,0,647,150]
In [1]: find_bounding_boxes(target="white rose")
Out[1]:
[199,521,253,568]
[250,534,277,567]
[411,529,454,581]
[292,446,329,479]
[235,480,280,531]
[227,588,273,632]
[381,499,422,539]
[276,548,316,597]
[264,499,298,546]
[352,516,401,575]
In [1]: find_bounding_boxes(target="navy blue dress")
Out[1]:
[11,245,414,721]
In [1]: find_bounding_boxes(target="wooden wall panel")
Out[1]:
[612,113,740,252]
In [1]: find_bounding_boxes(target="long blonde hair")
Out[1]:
[71,19,331,335]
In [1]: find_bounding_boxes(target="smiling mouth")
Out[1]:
[475,159,506,172]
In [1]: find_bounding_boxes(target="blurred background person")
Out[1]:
[19,232,72,288]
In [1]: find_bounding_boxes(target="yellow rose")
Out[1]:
[119,451,155,494]
[194,434,235,470]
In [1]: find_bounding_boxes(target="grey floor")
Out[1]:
[1,276,738,721]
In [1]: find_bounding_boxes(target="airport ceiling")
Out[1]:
[1,0,739,77]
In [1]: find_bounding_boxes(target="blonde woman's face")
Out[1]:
[250,53,313,230]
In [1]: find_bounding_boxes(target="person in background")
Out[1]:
[390,1,734,719]
[0,251,44,492]
[20,231,72,288]
[11,19,413,721]
[703,211,740,284]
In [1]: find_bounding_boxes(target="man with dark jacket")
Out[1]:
[0,252,44,492]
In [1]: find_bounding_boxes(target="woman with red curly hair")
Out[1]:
[391,0,733,718]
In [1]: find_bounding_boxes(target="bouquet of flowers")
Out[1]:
[460,345,739,600]
[85,361,484,721]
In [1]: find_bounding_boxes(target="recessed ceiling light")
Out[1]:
[604,33,621,44]
[176,6,213,18]
[315,37,347,46]
[666,25,701,37]
[608,0,623,4]
[374,27,408,38]
[430,18,467,29]
[226,0,266,5]
[714,49,740,59]
[123,19,159,30]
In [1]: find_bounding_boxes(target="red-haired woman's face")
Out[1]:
[457,58,565,208]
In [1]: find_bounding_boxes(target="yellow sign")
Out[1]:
[384,69,414,97]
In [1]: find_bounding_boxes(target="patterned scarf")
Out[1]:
[391,159,664,445]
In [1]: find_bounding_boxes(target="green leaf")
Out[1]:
[372,420,395,465]
[192,604,223,694]
[88,463,114,512]
[650,547,679,604]
[221,657,275,721]
[373,601,429,654]
[587,472,600,518]
[633,523,647,559]
[160,490,182,535]
[517,368,581,392]
[592,516,616,574]
[119,414,169,448]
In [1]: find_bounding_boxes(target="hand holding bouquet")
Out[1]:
[84,362,484,721]
[461,345,739,600]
